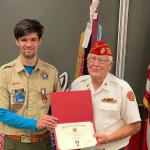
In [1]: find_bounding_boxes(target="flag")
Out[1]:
[74,20,102,77]
[74,0,103,78]
[143,65,150,112]
[143,64,150,150]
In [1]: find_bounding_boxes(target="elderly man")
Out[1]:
[71,40,141,150]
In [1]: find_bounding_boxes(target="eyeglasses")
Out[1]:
[87,56,109,64]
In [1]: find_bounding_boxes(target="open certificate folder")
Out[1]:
[50,90,97,150]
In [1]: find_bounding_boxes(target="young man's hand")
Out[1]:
[36,115,58,130]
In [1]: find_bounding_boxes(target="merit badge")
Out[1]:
[127,91,135,101]
[15,89,25,104]
[40,72,49,80]
[10,88,25,104]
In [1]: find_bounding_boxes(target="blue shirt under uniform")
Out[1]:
[24,65,35,75]
[0,65,37,131]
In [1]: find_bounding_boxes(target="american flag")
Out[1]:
[143,65,150,112]
[143,64,150,149]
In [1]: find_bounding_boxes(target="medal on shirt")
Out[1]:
[101,98,117,103]
[41,88,48,103]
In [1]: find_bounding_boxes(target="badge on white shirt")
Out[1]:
[99,98,117,111]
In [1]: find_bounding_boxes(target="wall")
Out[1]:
[124,0,150,103]
[0,0,119,84]
[0,0,149,103]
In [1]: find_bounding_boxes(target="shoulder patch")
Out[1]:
[127,91,135,101]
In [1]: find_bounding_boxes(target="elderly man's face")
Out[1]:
[87,54,113,80]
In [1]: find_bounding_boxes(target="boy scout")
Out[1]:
[71,40,141,150]
[0,19,61,150]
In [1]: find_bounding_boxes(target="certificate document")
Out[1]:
[50,91,97,149]
[55,121,97,150]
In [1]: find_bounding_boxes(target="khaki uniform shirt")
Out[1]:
[0,56,61,136]
[71,73,141,150]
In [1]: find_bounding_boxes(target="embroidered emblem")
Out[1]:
[100,48,105,54]
[10,88,25,104]
[16,90,25,104]
[40,72,49,80]
[127,91,135,101]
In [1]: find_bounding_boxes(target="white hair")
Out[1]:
[109,56,113,63]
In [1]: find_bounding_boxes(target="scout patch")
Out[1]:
[102,98,117,103]
[16,89,25,103]
[127,91,135,101]
[40,72,49,80]
[10,88,25,104]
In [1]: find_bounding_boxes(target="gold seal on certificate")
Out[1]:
[55,121,97,150]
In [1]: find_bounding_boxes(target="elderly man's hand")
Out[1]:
[36,115,58,130]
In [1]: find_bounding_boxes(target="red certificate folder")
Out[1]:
[50,90,94,123]
[50,90,96,149]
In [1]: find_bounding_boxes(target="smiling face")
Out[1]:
[87,53,113,80]
[16,32,41,59]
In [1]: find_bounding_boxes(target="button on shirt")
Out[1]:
[71,73,141,150]
[0,56,61,136]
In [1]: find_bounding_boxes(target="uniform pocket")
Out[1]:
[98,102,118,124]
[99,102,117,111]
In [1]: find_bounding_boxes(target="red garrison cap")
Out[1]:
[90,40,112,56]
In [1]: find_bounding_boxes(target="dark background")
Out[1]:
[0,0,149,104]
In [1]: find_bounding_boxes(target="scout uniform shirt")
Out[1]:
[0,56,61,136]
[71,73,141,150]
